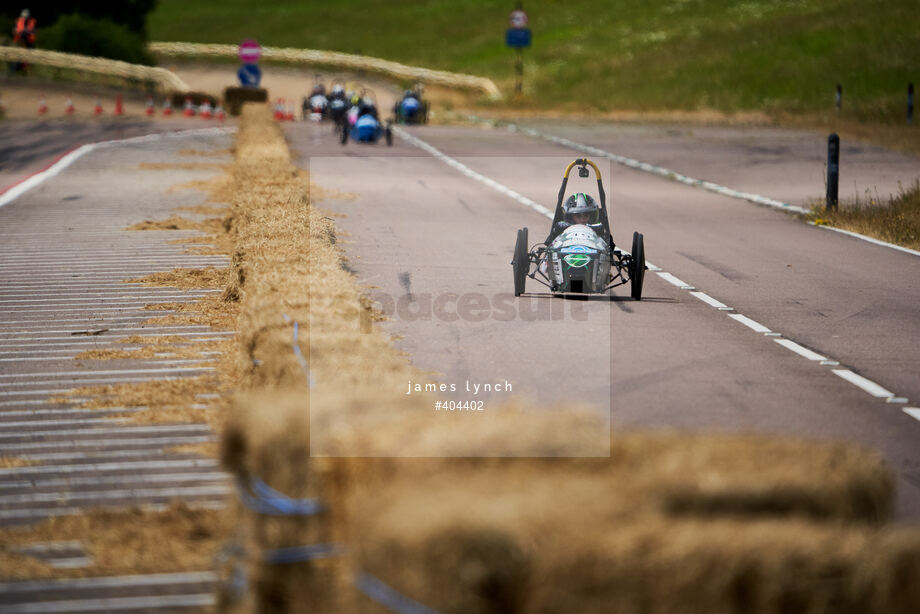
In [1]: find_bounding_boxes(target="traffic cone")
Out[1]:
[114,95,124,116]
[37,95,48,115]
[183,97,195,117]
[215,105,226,122]
[64,96,75,115]
[200,100,212,119]
[162,98,173,116]
[285,103,295,121]
[273,99,284,120]
[93,97,103,116]
[144,96,154,116]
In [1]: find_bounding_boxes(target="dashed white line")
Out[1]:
[832,369,895,399]
[728,313,772,333]
[773,338,827,361]
[656,272,688,288]
[689,291,730,310]
[904,408,920,422]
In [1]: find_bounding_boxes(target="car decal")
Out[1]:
[564,254,591,268]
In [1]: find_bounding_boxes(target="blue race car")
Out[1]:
[393,87,429,125]
[340,92,393,146]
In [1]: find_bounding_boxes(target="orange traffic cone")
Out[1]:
[93,97,104,116]
[64,96,75,115]
[200,100,213,119]
[273,99,284,120]
[285,103,295,121]
[144,96,154,116]
[183,97,195,117]
[114,95,124,116]
[162,98,173,116]
[215,105,226,122]
[37,95,48,115]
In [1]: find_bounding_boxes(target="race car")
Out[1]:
[340,90,393,146]
[302,81,328,121]
[511,158,646,299]
[327,80,349,129]
[393,86,429,125]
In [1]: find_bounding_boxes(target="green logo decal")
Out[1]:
[563,254,590,268]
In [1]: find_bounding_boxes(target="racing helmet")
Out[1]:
[563,193,600,225]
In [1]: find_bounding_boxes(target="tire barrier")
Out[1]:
[149,41,502,100]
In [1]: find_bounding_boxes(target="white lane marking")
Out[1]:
[0,571,217,594]
[0,423,210,438]
[0,367,213,379]
[0,326,219,337]
[774,338,827,361]
[496,119,811,215]
[392,126,555,219]
[0,594,216,613]
[0,295,212,304]
[0,458,218,477]
[0,418,122,429]
[0,472,227,491]
[808,222,920,258]
[398,125,915,411]
[904,408,920,422]
[0,435,214,453]
[0,484,230,506]
[0,407,143,416]
[0,126,234,209]
[0,501,225,522]
[689,291,730,309]
[728,313,772,333]
[832,369,895,398]
[656,272,688,287]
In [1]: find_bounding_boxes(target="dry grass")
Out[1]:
[0,504,233,580]
[809,180,920,250]
[127,266,231,289]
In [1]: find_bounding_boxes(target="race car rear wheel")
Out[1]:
[340,123,348,145]
[385,125,393,146]
[513,227,529,297]
[630,231,645,300]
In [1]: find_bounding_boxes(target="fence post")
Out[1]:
[827,133,839,210]
[908,83,914,125]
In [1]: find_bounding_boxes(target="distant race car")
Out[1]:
[511,158,646,299]
[303,82,328,121]
[393,87,429,125]
[327,80,349,129]
[340,90,393,146]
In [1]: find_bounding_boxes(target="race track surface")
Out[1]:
[288,119,920,519]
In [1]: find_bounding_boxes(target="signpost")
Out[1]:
[238,39,262,88]
[506,6,531,95]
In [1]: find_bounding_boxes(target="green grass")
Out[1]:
[810,181,920,249]
[149,0,919,119]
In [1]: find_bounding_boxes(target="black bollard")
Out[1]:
[827,133,839,210]
[909,83,914,125]
[835,83,842,112]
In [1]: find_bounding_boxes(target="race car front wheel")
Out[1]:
[630,231,645,300]
[340,123,348,145]
[513,227,529,297]
[385,125,393,146]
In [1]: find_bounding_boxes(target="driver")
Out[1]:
[546,193,606,243]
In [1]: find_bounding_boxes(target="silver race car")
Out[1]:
[512,158,646,299]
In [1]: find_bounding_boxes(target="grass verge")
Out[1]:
[809,180,920,249]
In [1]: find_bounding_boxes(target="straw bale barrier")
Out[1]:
[0,46,189,92]
[150,41,502,99]
[220,104,917,612]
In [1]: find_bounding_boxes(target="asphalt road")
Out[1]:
[0,122,232,608]
[288,119,920,520]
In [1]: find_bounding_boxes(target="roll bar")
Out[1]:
[551,158,612,244]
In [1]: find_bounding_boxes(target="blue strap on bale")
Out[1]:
[354,572,442,614]
[237,475,325,516]
[264,543,342,565]
[282,313,315,387]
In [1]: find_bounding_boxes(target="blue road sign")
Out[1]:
[238,63,262,87]
[506,28,531,48]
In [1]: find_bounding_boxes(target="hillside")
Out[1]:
[149,0,919,121]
